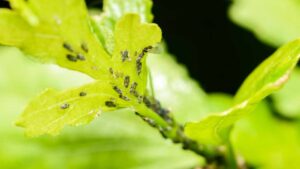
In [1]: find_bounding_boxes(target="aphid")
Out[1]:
[124,76,130,88]
[143,46,153,53]
[105,101,116,107]
[120,95,130,101]
[79,92,87,97]
[130,82,138,93]
[60,103,69,109]
[76,53,86,61]
[63,42,74,52]
[143,97,152,108]
[81,43,89,53]
[136,61,142,75]
[109,67,114,75]
[136,53,144,62]
[137,95,144,104]
[121,50,129,62]
[66,54,77,62]
[113,86,122,95]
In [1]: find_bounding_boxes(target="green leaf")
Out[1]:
[7,9,164,136]
[90,0,153,54]
[185,39,300,145]
[229,0,300,46]
[112,14,161,97]
[15,80,131,137]
[232,102,300,169]
[0,0,111,79]
[272,67,300,119]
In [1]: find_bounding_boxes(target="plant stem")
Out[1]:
[136,95,243,169]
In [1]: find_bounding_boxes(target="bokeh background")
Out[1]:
[1,0,300,169]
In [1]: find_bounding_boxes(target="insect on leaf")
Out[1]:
[0,0,163,136]
[0,0,111,79]
[185,39,300,145]
[16,80,131,137]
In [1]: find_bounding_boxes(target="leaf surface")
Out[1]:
[1,0,110,79]
[16,80,130,136]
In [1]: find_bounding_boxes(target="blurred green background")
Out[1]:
[1,0,300,169]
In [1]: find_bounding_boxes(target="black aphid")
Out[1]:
[137,53,144,62]
[124,76,130,88]
[109,67,114,75]
[76,53,86,61]
[143,46,153,53]
[60,103,69,109]
[130,82,138,93]
[120,95,130,101]
[81,43,89,53]
[136,61,142,75]
[143,97,152,108]
[113,86,122,95]
[63,42,74,52]
[137,95,144,103]
[66,54,77,62]
[121,50,129,62]
[105,101,116,107]
[79,92,87,97]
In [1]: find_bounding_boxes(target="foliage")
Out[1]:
[1,0,300,168]
[185,39,300,145]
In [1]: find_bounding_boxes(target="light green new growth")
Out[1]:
[90,0,153,54]
[185,39,300,145]
[0,0,163,136]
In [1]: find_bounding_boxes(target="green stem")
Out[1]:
[226,141,238,169]
[135,96,245,169]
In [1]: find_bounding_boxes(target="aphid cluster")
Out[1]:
[129,82,143,103]
[143,97,173,125]
[63,42,88,62]
[135,46,153,75]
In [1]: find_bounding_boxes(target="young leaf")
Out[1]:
[229,0,300,46]
[90,0,153,54]
[15,80,130,137]
[185,39,300,145]
[111,14,161,98]
[0,0,111,79]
